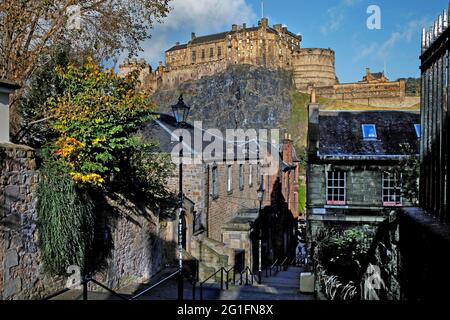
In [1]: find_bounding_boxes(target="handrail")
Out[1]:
[42,277,128,301]
[199,267,226,300]
[130,270,180,300]
[266,258,279,277]
[89,278,129,300]
[280,256,289,271]
[200,268,224,286]
[239,266,257,285]
[42,287,71,300]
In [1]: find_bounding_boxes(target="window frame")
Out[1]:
[239,164,244,190]
[211,165,219,198]
[414,124,421,139]
[382,171,403,207]
[248,164,253,187]
[227,165,233,193]
[326,171,347,205]
[362,124,378,140]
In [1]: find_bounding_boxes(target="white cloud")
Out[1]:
[121,0,256,67]
[321,0,361,35]
[355,17,429,62]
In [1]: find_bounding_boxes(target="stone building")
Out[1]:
[118,18,338,94]
[306,106,420,239]
[142,112,300,280]
[313,68,408,108]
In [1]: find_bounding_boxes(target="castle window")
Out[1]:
[218,47,222,57]
[249,164,253,187]
[210,47,214,58]
[382,172,402,206]
[192,51,196,63]
[201,49,205,59]
[326,171,346,205]
[362,124,377,140]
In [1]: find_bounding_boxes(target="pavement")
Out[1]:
[51,265,315,301]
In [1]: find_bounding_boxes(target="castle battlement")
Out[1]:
[119,18,337,93]
[119,18,411,108]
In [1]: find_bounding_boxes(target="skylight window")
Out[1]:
[414,124,421,138]
[362,124,377,140]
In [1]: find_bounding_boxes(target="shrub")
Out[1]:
[37,158,94,275]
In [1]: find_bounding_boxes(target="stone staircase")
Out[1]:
[199,266,316,300]
[190,234,235,282]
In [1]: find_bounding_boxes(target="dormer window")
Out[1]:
[414,124,421,138]
[362,124,377,140]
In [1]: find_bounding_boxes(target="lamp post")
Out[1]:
[257,183,265,285]
[172,94,190,301]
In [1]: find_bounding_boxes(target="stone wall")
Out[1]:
[315,80,408,107]
[0,143,65,299]
[0,143,175,300]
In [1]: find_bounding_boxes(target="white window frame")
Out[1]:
[382,172,403,206]
[227,165,233,192]
[326,171,346,205]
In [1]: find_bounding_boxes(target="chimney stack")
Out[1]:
[191,32,196,40]
[307,103,320,157]
[260,18,269,28]
[232,24,238,31]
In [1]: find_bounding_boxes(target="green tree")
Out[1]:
[45,57,157,187]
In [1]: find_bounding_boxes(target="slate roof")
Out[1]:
[317,110,420,159]
[141,113,266,161]
[166,43,188,52]
[141,112,298,174]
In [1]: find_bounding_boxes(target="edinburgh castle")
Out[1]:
[120,18,413,107]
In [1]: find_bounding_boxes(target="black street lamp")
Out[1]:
[257,183,265,285]
[172,94,190,301]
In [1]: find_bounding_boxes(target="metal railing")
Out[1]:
[43,277,129,301]
[43,269,197,301]
[265,259,279,277]
[199,267,233,300]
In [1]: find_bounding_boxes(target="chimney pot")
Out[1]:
[191,32,196,40]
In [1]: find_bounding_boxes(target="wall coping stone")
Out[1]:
[400,207,450,245]
[0,142,34,151]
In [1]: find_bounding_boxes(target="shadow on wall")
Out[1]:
[0,145,183,299]
[251,177,298,270]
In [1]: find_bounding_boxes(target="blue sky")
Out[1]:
[131,0,449,83]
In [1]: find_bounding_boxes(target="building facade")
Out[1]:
[143,113,300,279]
[306,107,420,239]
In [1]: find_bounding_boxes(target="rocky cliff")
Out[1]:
[152,64,295,131]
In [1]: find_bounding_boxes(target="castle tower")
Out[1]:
[292,48,337,92]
